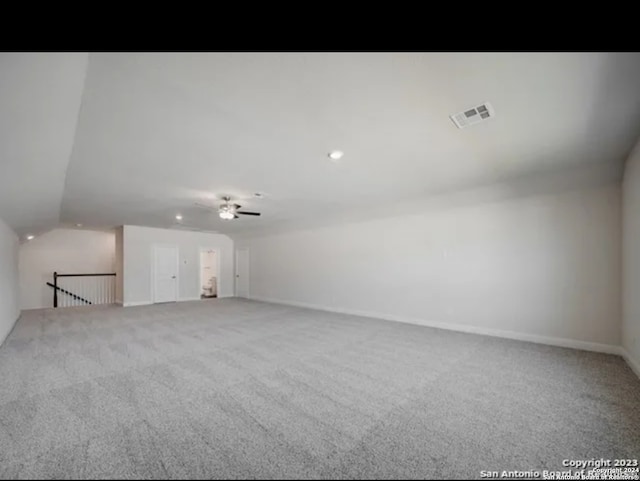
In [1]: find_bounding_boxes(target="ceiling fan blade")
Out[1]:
[233,203,242,209]
[236,211,261,216]
[234,214,239,219]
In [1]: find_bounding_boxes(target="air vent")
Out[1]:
[171,225,219,234]
[450,102,495,129]
[170,224,203,232]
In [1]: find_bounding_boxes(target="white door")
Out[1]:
[236,249,250,298]
[153,245,178,303]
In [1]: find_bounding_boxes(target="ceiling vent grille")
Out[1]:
[171,225,220,234]
[450,102,495,129]
[170,224,203,232]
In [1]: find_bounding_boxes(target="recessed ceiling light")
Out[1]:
[175,214,183,221]
[76,223,83,227]
[328,150,344,161]
[26,235,34,240]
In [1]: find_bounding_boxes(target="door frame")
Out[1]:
[151,244,179,303]
[198,246,221,299]
[235,248,250,298]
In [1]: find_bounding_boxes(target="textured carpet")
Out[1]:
[0,299,638,480]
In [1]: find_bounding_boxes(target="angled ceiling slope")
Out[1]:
[5,53,640,237]
[0,53,88,238]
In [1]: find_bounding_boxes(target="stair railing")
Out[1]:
[51,272,117,308]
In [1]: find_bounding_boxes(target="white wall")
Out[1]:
[122,226,234,305]
[0,217,19,345]
[623,140,640,375]
[19,228,116,310]
[237,184,621,351]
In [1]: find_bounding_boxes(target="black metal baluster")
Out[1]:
[53,271,58,308]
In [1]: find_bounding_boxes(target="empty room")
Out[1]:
[0,52,639,480]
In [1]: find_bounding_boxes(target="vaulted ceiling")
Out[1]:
[2,52,640,238]
[0,53,87,235]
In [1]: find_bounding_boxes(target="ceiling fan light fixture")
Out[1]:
[219,211,235,220]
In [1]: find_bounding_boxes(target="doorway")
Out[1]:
[199,248,219,299]
[236,248,250,298]
[153,245,178,303]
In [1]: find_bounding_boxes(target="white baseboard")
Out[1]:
[178,297,201,302]
[622,349,640,379]
[123,301,152,307]
[250,296,622,356]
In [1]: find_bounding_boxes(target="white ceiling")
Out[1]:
[2,52,640,237]
[0,53,87,235]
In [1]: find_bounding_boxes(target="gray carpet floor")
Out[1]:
[0,298,638,480]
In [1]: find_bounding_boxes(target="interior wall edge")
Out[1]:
[621,349,640,380]
[0,312,21,348]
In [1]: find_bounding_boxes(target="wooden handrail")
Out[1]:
[55,273,116,277]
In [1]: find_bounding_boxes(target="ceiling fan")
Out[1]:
[195,196,261,220]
